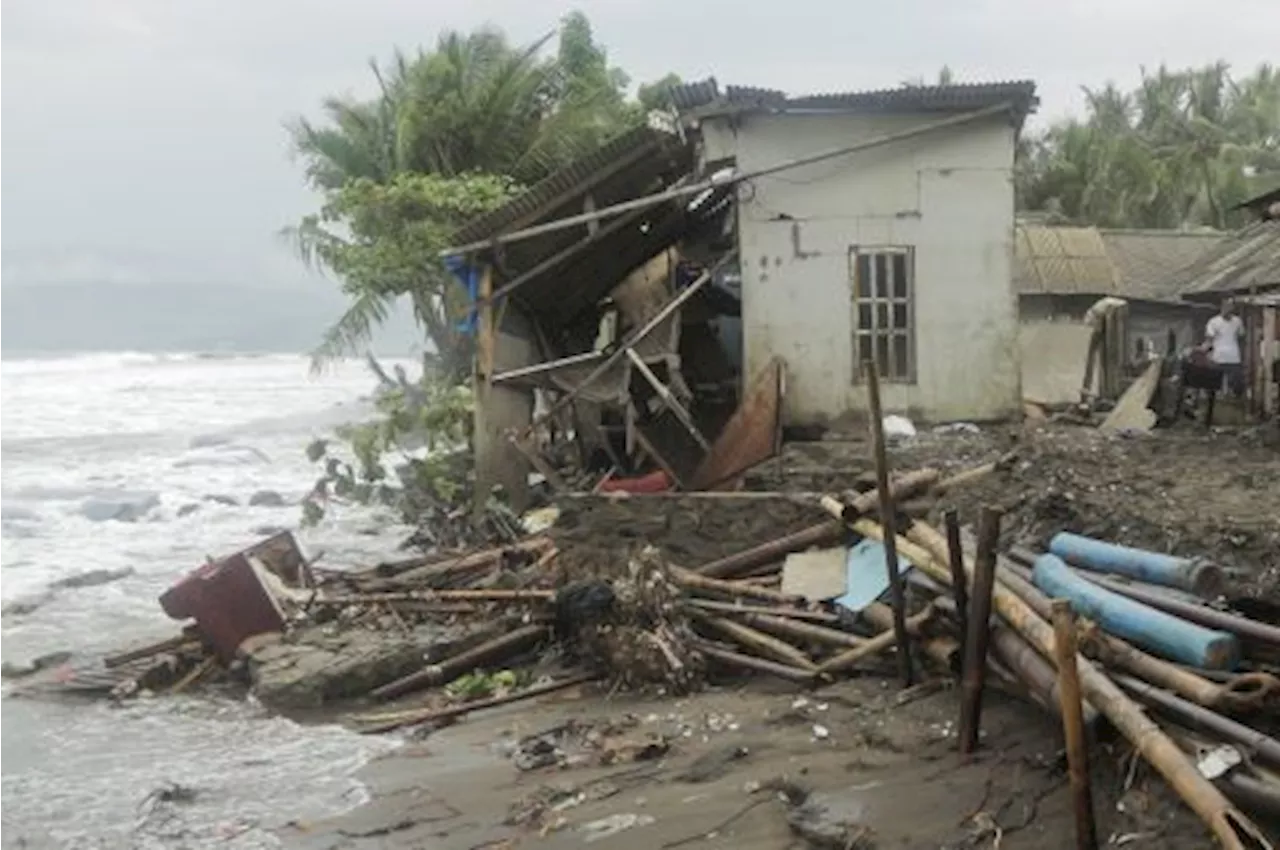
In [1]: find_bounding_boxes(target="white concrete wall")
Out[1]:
[702,111,1021,423]
[1019,320,1093,405]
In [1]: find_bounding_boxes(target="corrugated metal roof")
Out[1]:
[449,124,705,329]
[668,77,1038,121]
[452,125,684,246]
[1177,220,1280,301]
[1099,230,1224,301]
[1015,224,1224,301]
[1015,225,1118,295]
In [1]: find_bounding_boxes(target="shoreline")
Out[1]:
[276,677,1215,850]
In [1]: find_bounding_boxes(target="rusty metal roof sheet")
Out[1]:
[1177,220,1280,301]
[669,78,1038,122]
[452,125,682,246]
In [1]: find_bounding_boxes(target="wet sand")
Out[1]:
[280,675,1214,850]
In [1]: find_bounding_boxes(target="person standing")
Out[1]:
[1203,299,1245,395]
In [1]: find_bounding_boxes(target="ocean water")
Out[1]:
[1,353,417,849]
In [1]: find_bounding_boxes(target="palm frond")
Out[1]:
[311,289,398,373]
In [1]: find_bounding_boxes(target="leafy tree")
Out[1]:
[636,73,684,113]
[1018,62,1280,229]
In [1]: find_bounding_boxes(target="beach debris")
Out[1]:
[578,812,655,843]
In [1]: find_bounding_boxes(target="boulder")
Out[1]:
[248,490,287,508]
[787,792,876,849]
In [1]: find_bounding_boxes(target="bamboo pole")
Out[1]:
[671,566,804,605]
[312,589,555,606]
[682,599,841,623]
[692,641,818,684]
[815,607,934,676]
[354,673,599,734]
[371,624,548,701]
[862,357,912,687]
[169,656,218,695]
[958,507,1002,755]
[861,601,961,673]
[1052,600,1099,850]
[690,612,818,670]
[732,611,865,648]
[876,519,1271,850]
[998,559,1275,713]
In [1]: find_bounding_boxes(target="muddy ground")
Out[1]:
[283,677,1230,850]
[286,422,1278,849]
[555,421,1279,600]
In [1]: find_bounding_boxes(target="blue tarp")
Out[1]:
[446,255,480,336]
[835,539,915,613]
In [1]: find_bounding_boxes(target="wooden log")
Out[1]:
[944,509,969,658]
[1051,600,1100,850]
[355,673,599,734]
[881,520,1271,850]
[958,506,1002,755]
[863,355,912,687]
[690,612,818,670]
[815,607,934,676]
[371,624,548,701]
[104,634,200,669]
[692,640,817,684]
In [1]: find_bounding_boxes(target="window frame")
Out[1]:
[849,245,917,385]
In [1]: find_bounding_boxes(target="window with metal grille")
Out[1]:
[850,246,916,383]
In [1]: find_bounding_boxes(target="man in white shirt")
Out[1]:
[1203,299,1245,395]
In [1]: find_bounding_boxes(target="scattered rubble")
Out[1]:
[6,421,1279,848]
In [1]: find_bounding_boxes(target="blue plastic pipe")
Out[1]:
[1047,532,1223,596]
[1032,554,1239,670]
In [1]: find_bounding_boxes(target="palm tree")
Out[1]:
[286,21,636,371]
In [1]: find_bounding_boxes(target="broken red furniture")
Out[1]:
[159,551,285,661]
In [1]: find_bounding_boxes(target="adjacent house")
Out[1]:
[445,79,1041,501]
[1175,186,1280,418]
[1015,223,1221,404]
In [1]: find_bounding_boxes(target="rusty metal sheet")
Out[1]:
[689,358,784,490]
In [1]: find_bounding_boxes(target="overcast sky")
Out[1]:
[3,0,1277,290]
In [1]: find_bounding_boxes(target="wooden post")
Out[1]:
[944,508,969,657]
[958,505,1002,755]
[477,263,496,380]
[1051,599,1099,850]
[863,357,913,687]
[1263,306,1277,419]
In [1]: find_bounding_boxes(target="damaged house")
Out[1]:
[1175,185,1280,419]
[444,79,1040,503]
[1015,223,1222,405]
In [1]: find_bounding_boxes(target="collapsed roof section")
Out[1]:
[447,124,731,330]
